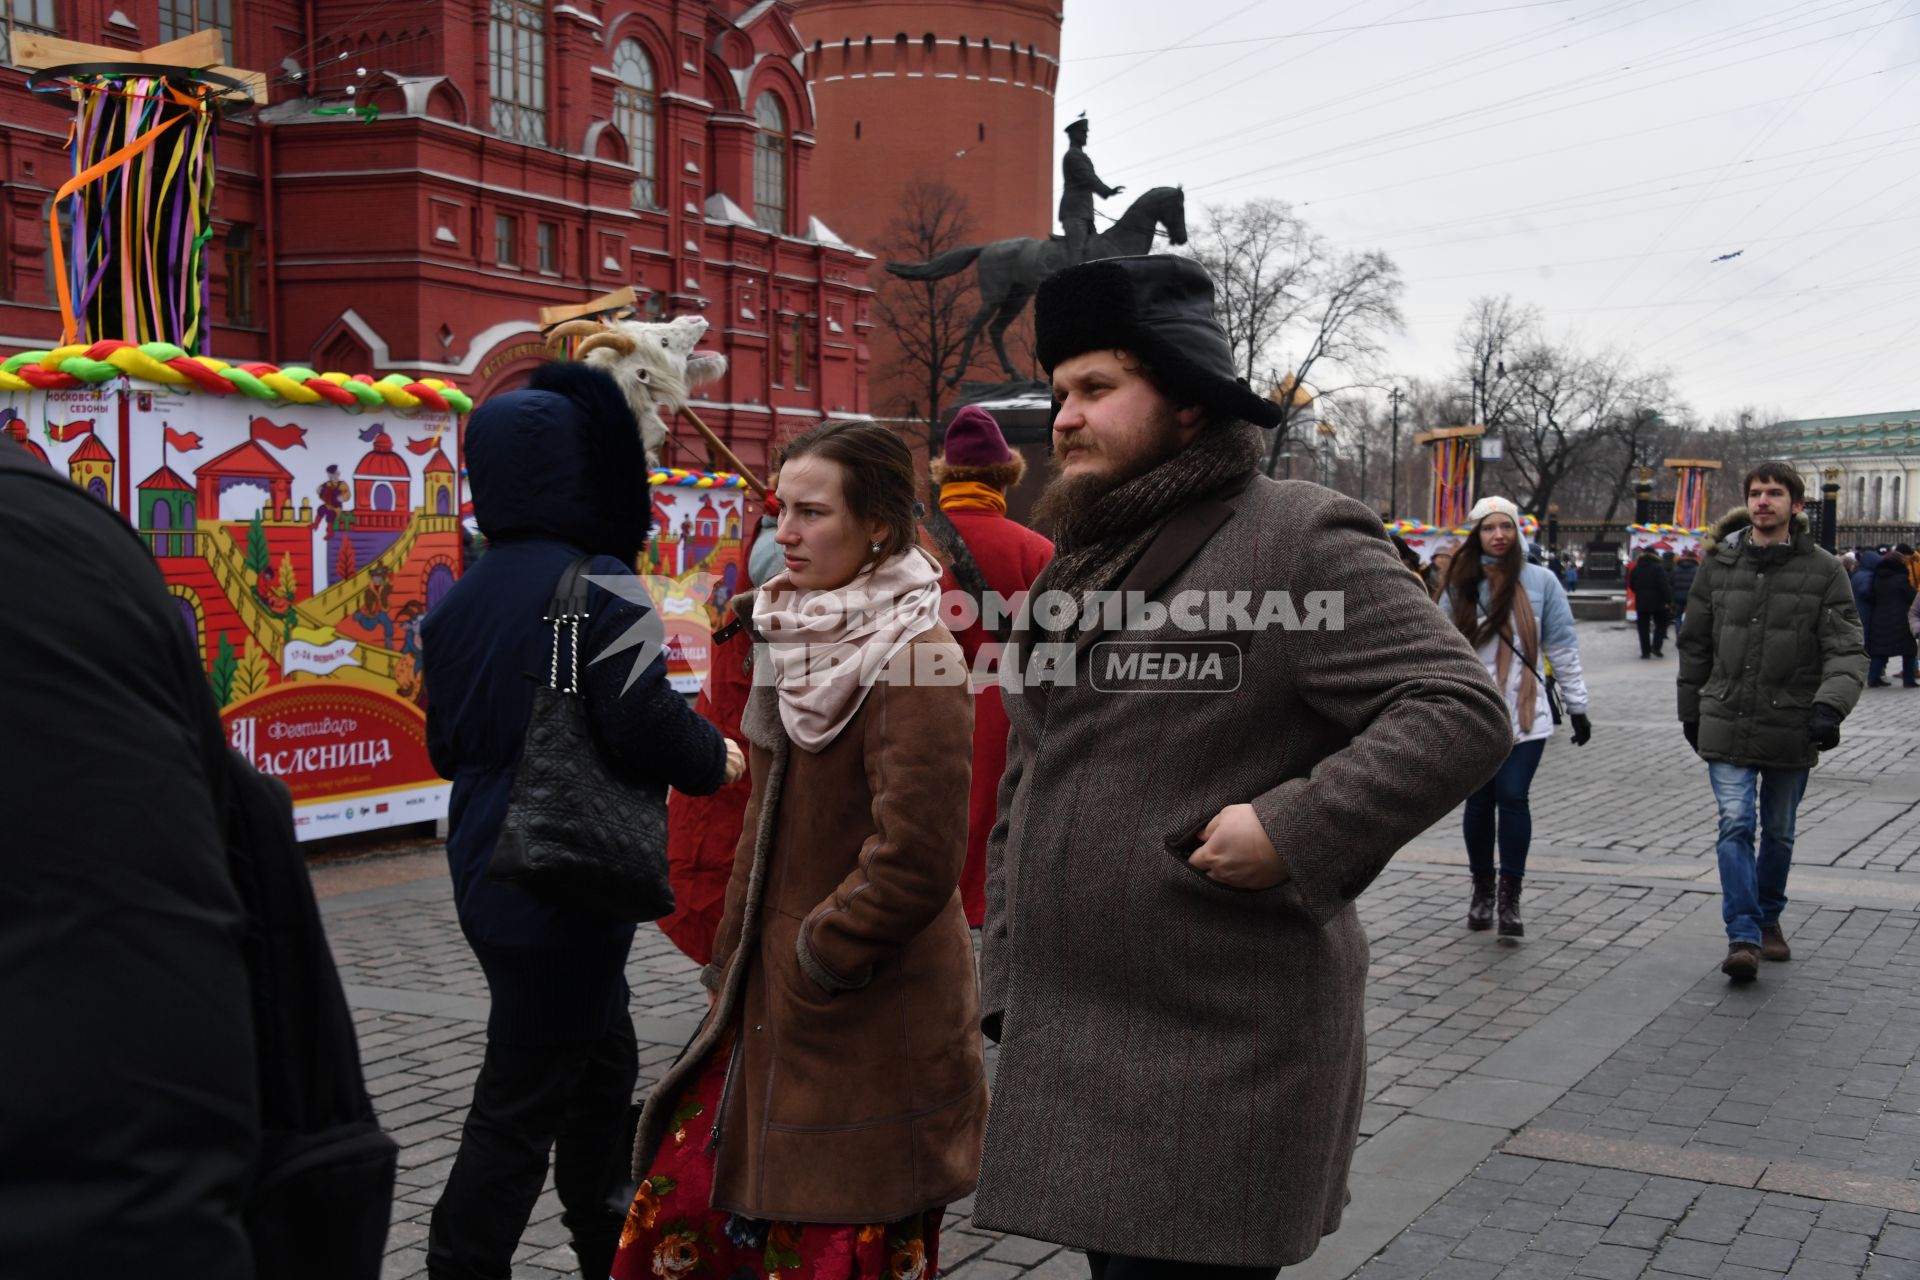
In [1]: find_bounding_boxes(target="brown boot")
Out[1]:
[1496,875,1524,938]
[1468,875,1496,931]
[1722,942,1760,981]
[1760,924,1791,962]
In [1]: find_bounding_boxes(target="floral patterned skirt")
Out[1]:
[611,1036,941,1280]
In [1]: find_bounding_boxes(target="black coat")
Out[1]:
[1671,556,1700,608]
[0,441,257,1278]
[421,364,728,1044]
[1866,555,1919,659]
[1629,555,1673,611]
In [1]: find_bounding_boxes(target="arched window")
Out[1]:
[1891,475,1904,521]
[753,92,788,234]
[1871,475,1884,522]
[489,0,547,143]
[612,40,658,207]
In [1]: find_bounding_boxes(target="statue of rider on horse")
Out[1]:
[885,114,1184,386]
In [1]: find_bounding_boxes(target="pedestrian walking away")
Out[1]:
[1629,545,1674,657]
[925,403,1054,926]
[616,419,984,1280]
[420,363,743,1280]
[1671,547,1701,632]
[1440,497,1594,938]
[1676,462,1865,983]
[974,254,1512,1276]
[1865,543,1918,687]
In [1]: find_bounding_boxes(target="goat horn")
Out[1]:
[573,331,637,360]
[543,318,612,357]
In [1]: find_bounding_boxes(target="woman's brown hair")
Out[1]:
[1443,520,1526,646]
[778,419,920,563]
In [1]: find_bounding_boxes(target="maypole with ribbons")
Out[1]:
[1416,424,1485,529]
[1665,458,1722,531]
[16,29,264,354]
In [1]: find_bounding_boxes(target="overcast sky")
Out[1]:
[1049,0,1920,423]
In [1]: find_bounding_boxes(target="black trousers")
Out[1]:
[1088,1251,1280,1279]
[426,1013,638,1280]
[1637,607,1669,656]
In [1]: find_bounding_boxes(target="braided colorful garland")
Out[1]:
[649,467,748,489]
[0,338,472,413]
[1387,516,1541,538]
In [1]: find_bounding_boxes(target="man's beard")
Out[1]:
[1031,416,1186,536]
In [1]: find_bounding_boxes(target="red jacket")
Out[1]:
[937,503,1053,925]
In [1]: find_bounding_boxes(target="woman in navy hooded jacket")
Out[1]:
[422,363,741,1280]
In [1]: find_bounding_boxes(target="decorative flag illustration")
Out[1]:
[45,418,96,442]
[357,423,387,444]
[250,417,308,449]
[404,435,441,456]
[163,424,203,452]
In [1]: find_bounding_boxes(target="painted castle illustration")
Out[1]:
[9,408,461,709]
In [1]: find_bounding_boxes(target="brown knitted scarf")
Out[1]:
[1029,421,1263,642]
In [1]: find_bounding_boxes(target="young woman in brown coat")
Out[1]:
[613,420,984,1280]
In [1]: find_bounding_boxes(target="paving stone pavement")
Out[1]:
[312,619,1920,1280]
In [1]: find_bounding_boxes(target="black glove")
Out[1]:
[1683,721,1700,752]
[1569,713,1592,746]
[1808,705,1842,751]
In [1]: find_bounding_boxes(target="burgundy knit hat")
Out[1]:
[941,405,1014,467]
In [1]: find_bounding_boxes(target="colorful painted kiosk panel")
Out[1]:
[2,347,470,839]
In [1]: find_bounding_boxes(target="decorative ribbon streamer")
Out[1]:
[36,69,240,352]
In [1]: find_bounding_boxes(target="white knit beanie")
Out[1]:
[1466,496,1522,529]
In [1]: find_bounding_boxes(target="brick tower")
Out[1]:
[793,0,1063,419]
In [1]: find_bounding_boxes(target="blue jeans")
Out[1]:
[1463,738,1548,879]
[1707,762,1810,945]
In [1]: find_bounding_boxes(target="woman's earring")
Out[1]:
[870,542,883,555]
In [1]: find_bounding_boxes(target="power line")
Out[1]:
[1067,0,1271,101]
[1280,59,1920,216]
[1100,0,1431,131]
[1194,0,1908,197]
[1122,0,1828,179]
[1068,1,1582,60]
[1582,0,1912,315]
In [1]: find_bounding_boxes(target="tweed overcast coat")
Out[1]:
[976,476,1512,1268]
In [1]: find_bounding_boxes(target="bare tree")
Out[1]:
[871,178,980,450]
[1186,199,1320,383]
[1454,294,1539,434]
[1260,249,1405,476]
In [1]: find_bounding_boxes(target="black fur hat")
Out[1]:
[1034,255,1283,429]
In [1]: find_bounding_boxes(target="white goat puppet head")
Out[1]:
[543,314,728,466]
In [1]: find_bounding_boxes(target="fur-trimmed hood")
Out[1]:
[1703,506,1811,554]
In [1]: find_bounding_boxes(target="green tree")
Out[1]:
[243,510,270,576]
[209,632,237,706]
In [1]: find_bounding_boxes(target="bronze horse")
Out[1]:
[885,186,1189,385]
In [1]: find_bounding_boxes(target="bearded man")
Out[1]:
[974,254,1512,1279]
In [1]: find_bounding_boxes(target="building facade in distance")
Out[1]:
[791,0,1062,421]
[0,0,871,473]
[1768,410,1920,529]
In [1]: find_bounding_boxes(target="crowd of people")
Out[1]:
[2,251,1888,1280]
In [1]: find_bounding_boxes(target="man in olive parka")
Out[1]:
[1676,461,1865,982]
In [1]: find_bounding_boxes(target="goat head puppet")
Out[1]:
[543,314,727,466]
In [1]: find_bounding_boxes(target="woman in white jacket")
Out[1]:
[1438,497,1594,938]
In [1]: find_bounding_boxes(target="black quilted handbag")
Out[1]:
[488,555,675,922]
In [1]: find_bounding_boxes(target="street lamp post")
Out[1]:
[1388,386,1406,519]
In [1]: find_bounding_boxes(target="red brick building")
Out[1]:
[0,0,872,473]
[790,0,1061,420]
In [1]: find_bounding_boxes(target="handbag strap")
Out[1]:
[1480,608,1553,691]
[545,555,596,695]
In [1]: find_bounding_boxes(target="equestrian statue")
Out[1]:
[885,116,1185,386]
